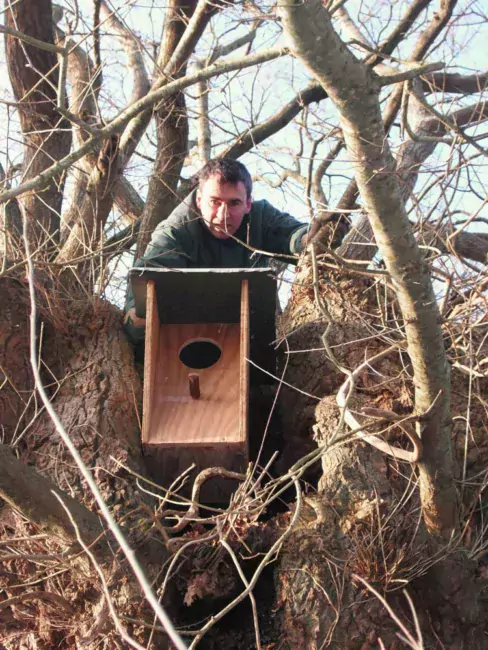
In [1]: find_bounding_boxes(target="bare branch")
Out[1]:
[56,133,120,272]
[99,0,150,104]
[423,69,488,95]
[222,82,326,160]
[378,61,444,86]
[22,189,186,650]
[280,0,456,537]
[114,177,145,224]
[0,443,106,548]
[209,20,261,63]
[338,95,488,264]
[0,47,288,204]
[195,61,212,164]
[134,0,204,254]
[370,0,433,64]
[0,22,66,53]
[332,0,461,237]
[120,0,218,165]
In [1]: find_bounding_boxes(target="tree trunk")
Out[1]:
[24,294,143,509]
[5,0,71,249]
[0,275,33,441]
[136,0,204,255]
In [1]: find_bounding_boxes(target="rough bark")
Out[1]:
[0,164,23,258]
[0,275,33,441]
[274,259,488,649]
[5,0,71,249]
[0,443,107,548]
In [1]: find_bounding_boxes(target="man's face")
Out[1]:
[196,176,252,239]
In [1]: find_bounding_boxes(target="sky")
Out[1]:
[0,0,487,306]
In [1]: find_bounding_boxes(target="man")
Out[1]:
[124,158,313,343]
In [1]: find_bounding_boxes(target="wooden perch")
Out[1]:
[188,373,200,399]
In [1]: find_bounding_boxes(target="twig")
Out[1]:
[379,61,444,86]
[0,47,288,205]
[188,477,302,649]
[54,492,147,650]
[163,467,246,533]
[337,347,423,462]
[0,590,75,614]
[354,576,424,650]
[21,187,187,650]
[220,536,262,650]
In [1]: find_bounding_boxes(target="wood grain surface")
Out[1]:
[239,280,249,456]
[148,323,243,446]
[142,280,159,444]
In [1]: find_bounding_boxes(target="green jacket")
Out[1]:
[124,192,307,342]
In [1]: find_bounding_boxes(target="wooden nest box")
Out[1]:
[130,268,277,500]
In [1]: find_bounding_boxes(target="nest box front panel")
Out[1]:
[148,323,243,447]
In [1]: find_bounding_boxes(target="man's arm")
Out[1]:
[123,225,190,344]
[259,200,316,258]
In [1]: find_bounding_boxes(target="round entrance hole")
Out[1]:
[179,339,222,370]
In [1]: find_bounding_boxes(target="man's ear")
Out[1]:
[196,190,202,209]
[246,196,252,213]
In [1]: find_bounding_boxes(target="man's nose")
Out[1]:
[217,203,228,218]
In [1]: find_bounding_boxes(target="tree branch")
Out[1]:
[222,82,326,160]
[99,0,150,104]
[195,61,212,164]
[331,0,460,239]
[209,20,261,63]
[0,22,66,53]
[378,61,444,86]
[119,0,218,166]
[280,0,456,538]
[423,69,488,95]
[0,47,288,206]
[0,443,106,548]
[337,97,488,264]
[134,0,205,254]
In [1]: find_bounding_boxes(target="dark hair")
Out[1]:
[198,158,252,198]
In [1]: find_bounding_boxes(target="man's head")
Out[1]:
[196,158,252,239]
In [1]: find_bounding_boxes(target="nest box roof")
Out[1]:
[130,267,278,380]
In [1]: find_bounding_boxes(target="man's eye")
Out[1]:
[210,199,220,205]
[231,200,241,206]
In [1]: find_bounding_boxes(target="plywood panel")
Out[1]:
[143,443,247,502]
[142,281,159,444]
[130,268,277,380]
[239,280,249,454]
[149,323,243,446]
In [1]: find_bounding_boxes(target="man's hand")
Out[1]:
[123,307,146,328]
[301,219,322,251]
